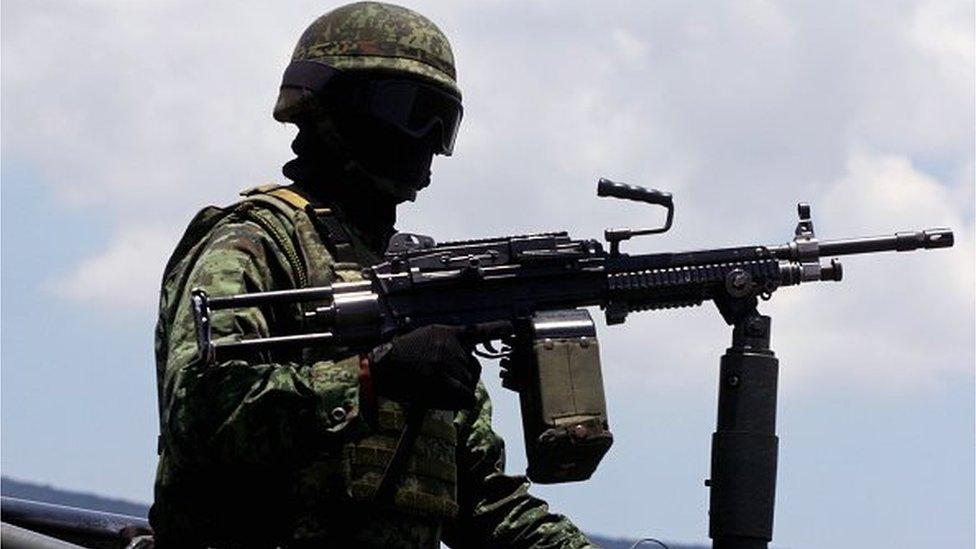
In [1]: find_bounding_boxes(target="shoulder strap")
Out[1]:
[241,183,312,212]
[267,186,311,211]
[235,185,311,288]
[266,186,360,265]
[305,206,360,265]
[243,184,362,267]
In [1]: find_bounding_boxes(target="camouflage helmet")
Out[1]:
[274,1,460,123]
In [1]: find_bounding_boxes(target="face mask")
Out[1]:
[331,108,437,199]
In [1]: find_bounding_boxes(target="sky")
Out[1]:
[2,1,974,547]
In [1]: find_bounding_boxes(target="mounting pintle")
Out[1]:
[598,178,674,256]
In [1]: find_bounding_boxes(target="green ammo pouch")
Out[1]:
[502,309,613,484]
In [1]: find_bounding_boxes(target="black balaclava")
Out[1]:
[282,105,439,254]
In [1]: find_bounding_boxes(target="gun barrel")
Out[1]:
[771,228,953,259]
[820,228,953,256]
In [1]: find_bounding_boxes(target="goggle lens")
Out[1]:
[352,79,463,155]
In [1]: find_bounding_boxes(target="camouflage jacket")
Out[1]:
[150,184,594,548]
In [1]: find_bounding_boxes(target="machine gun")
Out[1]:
[190,178,953,549]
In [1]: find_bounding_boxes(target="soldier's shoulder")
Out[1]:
[164,188,301,271]
[195,184,307,244]
[182,202,276,249]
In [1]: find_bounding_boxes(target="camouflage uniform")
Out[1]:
[150,184,595,548]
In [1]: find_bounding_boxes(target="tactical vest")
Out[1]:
[158,184,459,527]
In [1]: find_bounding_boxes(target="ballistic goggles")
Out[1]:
[281,60,463,155]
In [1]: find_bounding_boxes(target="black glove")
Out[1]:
[370,325,482,411]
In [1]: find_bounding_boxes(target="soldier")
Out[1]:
[150,2,595,548]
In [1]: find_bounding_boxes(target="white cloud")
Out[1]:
[611,28,649,64]
[47,226,174,311]
[1,0,299,215]
[911,0,974,66]
[732,0,795,41]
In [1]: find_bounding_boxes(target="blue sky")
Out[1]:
[2,1,974,547]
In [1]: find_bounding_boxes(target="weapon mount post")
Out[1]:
[707,298,779,549]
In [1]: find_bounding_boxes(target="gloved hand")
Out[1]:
[369,325,482,411]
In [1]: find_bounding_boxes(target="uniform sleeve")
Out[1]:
[159,219,364,469]
[442,383,596,549]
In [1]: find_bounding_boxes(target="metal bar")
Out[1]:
[213,332,335,360]
[0,497,150,547]
[208,285,336,309]
[1,522,87,549]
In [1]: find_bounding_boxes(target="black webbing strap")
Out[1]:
[304,204,360,265]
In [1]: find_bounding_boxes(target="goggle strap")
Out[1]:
[280,60,340,93]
